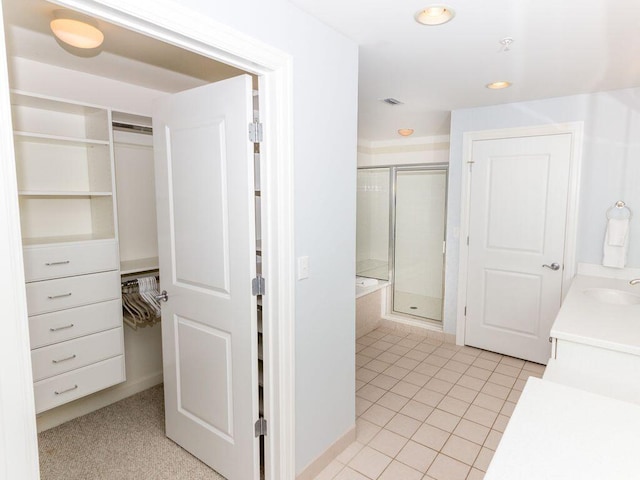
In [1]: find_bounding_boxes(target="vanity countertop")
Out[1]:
[486,377,640,479]
[550,275,640,355]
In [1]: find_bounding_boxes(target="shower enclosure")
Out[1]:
[356,166,448,323]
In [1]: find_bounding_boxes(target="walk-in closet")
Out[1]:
[3,0,267,478]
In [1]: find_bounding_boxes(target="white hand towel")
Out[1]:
[603,218,629,268]
[607,218,629,246]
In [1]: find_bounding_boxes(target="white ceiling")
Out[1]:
[290,0,640,141]
[4,0,640,142]
[1,0,245,93]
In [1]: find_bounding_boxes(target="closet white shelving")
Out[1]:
[112,113,158,275]
[11,91,125,413]
[12,92,117,244]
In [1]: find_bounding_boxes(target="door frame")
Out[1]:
[456,123,584,346]
[0,1,296,479]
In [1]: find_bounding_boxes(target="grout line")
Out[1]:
[349,326,547,480]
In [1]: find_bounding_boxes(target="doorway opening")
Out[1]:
[0,0,295,478]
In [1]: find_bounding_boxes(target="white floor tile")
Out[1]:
[333,466,369,480]
[378,460,423,480]
[345,328,540,480]
[348,445,392,479]
[396,440,438,473]
[427,453,471,480]
[441,435,481,465]
[368,428,408,457]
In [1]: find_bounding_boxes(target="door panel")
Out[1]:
[154,74,259,479]
[176,316,233,437]
[169,119,230,293]
[465,134,572,364]
[485,154,550,252]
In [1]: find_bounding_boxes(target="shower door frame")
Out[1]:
[357,164,449,327]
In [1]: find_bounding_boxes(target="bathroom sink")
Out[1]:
[583,288,640,305]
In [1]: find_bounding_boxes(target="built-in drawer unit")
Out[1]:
[31,327,124,382]
[23,240,119,282]
[14,92,126,414]
[33,355,125,414]
[25,270,120,316]
[28,299,122,349]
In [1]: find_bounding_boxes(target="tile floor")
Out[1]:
[315,326,545,480]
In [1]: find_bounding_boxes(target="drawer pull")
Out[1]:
[47,292,72,300]
[50,324,74,332]
[54,384,78,395]
[52,354,77,364]
[45,261,70,266]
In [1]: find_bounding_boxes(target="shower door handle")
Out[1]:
[542,263,560,271]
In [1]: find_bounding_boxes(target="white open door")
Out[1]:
[153,74,259,479]
[465,134,572,365]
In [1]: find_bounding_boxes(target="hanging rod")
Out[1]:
[112,121,153,135]
[121,273,159,288]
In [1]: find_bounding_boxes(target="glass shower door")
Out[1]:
[393,168,447,321]
[356,168,390,280]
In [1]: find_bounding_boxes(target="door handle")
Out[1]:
[542,263,560,271]
[155,290,169,302]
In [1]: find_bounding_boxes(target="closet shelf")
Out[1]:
[21,233,116,247]
[120,257,160,275]
[19,191,113,197]
[14,131,110,146]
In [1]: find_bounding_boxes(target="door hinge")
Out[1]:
[466,236,469,246]
[464,306,467,316]
[255,417,267,437]
[252,275,266,296]
[249,122,263,143]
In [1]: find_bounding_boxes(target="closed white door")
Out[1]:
[153,74,259,479]
[465,134,572,364]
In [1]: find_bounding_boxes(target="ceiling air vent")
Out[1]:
[382,97,403,105]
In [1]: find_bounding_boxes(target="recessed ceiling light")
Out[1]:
[50,11,104,49]
[398,129,414,136]
[415,5,455,26]
[486,81,512,90]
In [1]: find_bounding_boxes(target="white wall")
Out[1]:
[358,135,450,167]
[147,0,359,473]
[0,7,39,476]
[9,57,168,115]
[445,87,640,335]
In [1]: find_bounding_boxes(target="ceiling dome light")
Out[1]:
[486,81,512,90]
[50,14,104,49]
[398,129,414,137]
[415,5,455,26]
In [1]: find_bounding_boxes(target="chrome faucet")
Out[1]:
[630,279,640,285]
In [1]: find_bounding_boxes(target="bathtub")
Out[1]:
[356,277,389,338]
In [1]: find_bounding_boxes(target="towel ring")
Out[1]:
[606,201,632,220]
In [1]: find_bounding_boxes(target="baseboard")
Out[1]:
[296,425,356,480]
[36,371,164,432]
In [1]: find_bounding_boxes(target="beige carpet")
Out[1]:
[38,385,226,480]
